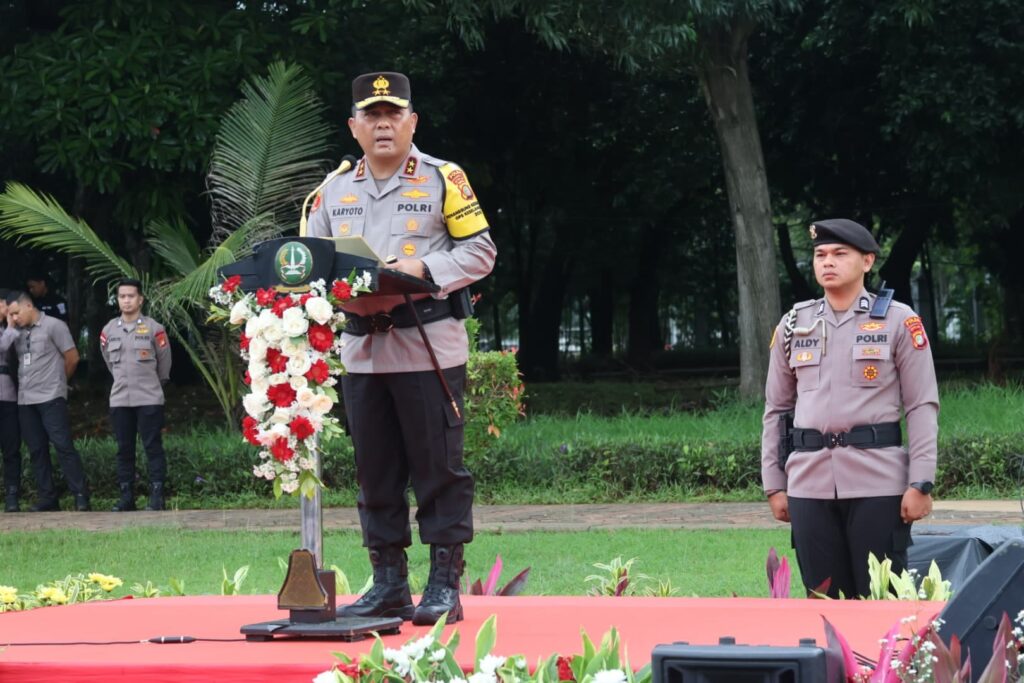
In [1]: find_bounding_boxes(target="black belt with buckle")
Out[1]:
[345,297,454,336]
[791,422,902,451]
[0,367,10,376]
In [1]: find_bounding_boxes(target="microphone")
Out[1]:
[147,635,196,644]
[299,155,360,236]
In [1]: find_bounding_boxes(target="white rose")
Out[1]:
[289,375,308,391]
[262,316,284,343]
[267,372,287,386]
[242,392,270,419]
[310,393,334,416]
[296,387,317,408]
[286,353,312,377]
[270,407,291,424]
[304,296,334,325]
[229,299,253,325]
[281,336,308,357]
[248,358,269,380]
[281,306,309,337]
[256,429,276,447]
[251,375,270,394]
[249,337,268,362]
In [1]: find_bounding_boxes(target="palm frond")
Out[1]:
[0,182,139,284]
[207,61,333,241]
[145,217,202,277]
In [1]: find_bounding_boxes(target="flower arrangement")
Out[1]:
[209,272,370,497]
[314,614,651,683]
[0,572,124,612]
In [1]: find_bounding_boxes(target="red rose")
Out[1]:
[221,275,242,293]
[299,292,313,306]
[242,416,261,446]
[272,296,294,318]
[556,656,575,682]
[270,437,294,462]
[304,359,330,384]
[308,324,334,352]
[240,333,251,352]
[331,280,352,302]
[265,347,289,374]
[289,416,315,441]
[256,288,276,307]
[267,383,297,408]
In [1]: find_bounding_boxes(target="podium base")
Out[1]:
[241,616,403,642]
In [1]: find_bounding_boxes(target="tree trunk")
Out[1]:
[776,221,814,302]
[626,222,663,368]
[697,18,781,399]
[588,273,614,357]
[878,215,931,308]
[517,228,573,381]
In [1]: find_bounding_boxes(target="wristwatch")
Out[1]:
[765,489,785,499]
[909,481,934,495]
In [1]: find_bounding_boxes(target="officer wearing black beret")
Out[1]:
[306,71,496,625]
[762,218,938,598]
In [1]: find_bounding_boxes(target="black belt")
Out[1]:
[0,367,10,376]
[791,422,902,451]
[345,297,453,336]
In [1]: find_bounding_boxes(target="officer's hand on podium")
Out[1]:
[767,491,789,523]
[385,258,426,280]
[901,487,933,523]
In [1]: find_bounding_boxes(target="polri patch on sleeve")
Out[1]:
[904,316,928,349]
[100,332,108,347]
[156,330,168,348]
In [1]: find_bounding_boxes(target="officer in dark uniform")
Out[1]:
[762,219,938,598]
[306,72,496,625]
[26,273,68,323]
[100,279,172,511]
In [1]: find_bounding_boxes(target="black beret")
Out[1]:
[352,72,411,110]
[809,219,881,255]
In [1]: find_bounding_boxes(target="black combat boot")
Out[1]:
[5,486,19,513]
[112,483,136,512]
[337,546,414,621]
[145,482,165,511]
[412,544,465,625]
[74,493,91,511]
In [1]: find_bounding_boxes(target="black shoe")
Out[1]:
[74,494,91,512]
[112,483,136,512]
[337,546,414,621]
[29,498,60,512]
[412,544,465,626]
[144,482,165,511]
[4,486,19,513]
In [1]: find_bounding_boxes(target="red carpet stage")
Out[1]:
[0,595,944,682]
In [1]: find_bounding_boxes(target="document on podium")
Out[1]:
[331,236,386,267]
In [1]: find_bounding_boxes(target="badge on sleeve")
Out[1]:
[156,330,169,349]
[904,316,928,349]
[100,331,108,347]
[440,162,489,239]
[310,192,323,214]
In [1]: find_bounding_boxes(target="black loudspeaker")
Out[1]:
[652,637,844,683]
[939,537,1024,674]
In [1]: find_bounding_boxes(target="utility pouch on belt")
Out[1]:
[778,412,794,471]
[448,287,473,320]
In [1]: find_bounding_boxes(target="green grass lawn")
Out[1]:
[0,528,797,599]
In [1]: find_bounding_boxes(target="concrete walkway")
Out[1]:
[2,500,1020,533]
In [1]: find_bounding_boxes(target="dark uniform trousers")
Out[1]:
[341,365,474,549]
[1,400,21,489]
[19,397,89,500]
[789,495,911,599]
[110,405,167,484]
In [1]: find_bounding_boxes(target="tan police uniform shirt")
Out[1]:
[13,312,76,405]
[100,316,172,407]
[0,326,17,402]
[761,289,939,498]
[305,145,497,373]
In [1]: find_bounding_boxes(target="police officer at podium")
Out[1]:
[761,219,938,598]
[306,71,496,625]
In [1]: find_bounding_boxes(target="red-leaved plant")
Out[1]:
[464,554,531,596]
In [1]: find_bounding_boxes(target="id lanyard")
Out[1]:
[23,327,32,366]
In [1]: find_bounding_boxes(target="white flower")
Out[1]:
[280,479,299,494]
[289,375,309,391]
[305,296,334,325]
[312,671,340,683]
[270,407,291,424]
[251,375,270,394]
[402,635,435,661]
[262,316,285,343]
[249,337,269,362]
[297,387,317,408]
[229,299,254,325]
[429,649,447,663]
[242,392,270,419]
[267,372,288,386]
[310,393,334,416]
[281,336,309,357]
[478,655,506,675]
[592,670,627,683]
[281,306,309,337]
[468,673,495,683]
[287,353,312,377]
[384,648,412,677]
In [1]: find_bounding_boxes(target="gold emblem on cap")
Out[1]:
[372,75,391,96]
[809,225,818,239]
